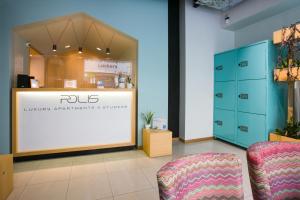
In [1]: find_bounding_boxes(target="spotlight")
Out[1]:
[96,47,102,51]
[225,15,231,24]
[78,47,83,54]
[52,44,57,52]
[193,0,200,8]
[106,48,110,55]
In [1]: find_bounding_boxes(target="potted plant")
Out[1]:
[126,76,134,89]
[271,117,300,142]
[142,112,154,129]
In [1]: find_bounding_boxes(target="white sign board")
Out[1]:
[84,59,132,75]
[16,91,133,153]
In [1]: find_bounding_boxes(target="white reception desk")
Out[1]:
[12,88,136,157]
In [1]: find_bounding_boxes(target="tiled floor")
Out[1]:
[9,140,253,200]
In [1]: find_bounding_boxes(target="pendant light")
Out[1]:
[52,44,57,52]
[46,20,70,54]
[106,48,111,55]
[78,47,83,54]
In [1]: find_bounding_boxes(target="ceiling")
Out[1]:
[193,0,245,11]
[14,13,137,59]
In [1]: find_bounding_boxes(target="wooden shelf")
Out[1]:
[274,67,300,82]
[273,24,300,44]
[269,133,299,142]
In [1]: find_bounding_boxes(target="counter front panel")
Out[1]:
[12,88,136,157]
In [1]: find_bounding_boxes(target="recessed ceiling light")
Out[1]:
[65,45,71,49]
[96,47,102,51]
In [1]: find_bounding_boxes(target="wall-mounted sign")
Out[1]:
[84,59,132,75]
[14,90,135,155]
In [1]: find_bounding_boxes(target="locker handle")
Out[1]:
[215,93,223,98]
[238,125,248,132]
[238,61,248,67]
[238,93,248,99]
[215,65,223,71]
[214,120,223,126]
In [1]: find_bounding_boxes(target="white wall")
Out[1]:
[235,4,300,47]
[180,0,235,140]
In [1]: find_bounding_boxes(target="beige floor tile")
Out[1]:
[37,157,73,169]
[12,140,253,199]
[72,154,104,164]
[67,174,112,200]
[7,187,25,200]
[108,169,152,196]
[114,188,159,200]
[14,161,40,173]
[28,166,71,185]
[71,161,106,179]
[19,180,68,200]
[133,150,148,158]
[102,150,139,160]
[104,158,139,173]
[136,156,172,170]
[14,171,34,188]
[245,195,254,200]
[141,167,159,188]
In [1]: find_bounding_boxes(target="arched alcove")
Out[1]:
[13,13,137,89]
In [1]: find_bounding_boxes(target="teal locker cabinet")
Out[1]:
[213,40,287,148]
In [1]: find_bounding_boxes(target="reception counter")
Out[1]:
[12,88,136,157]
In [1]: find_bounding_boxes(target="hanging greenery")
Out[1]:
[276,22,300,81]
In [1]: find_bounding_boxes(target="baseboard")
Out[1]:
[137,146,143,150]
[179,136,214,144]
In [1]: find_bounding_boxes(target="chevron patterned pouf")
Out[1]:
[157,153,244,200]
[247,142,300,200]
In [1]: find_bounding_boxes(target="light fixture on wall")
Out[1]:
[105,48,111,55]
[65,45,71,49]
[225,14,231,24]
[96,47,102,51]
[78,47,83,54]
[52,44,57,52]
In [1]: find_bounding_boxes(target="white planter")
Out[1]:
[119,83,125,88]
[127,83,133,89]
[145,124,151,129]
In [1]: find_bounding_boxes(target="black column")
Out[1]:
[168,0,180,138]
